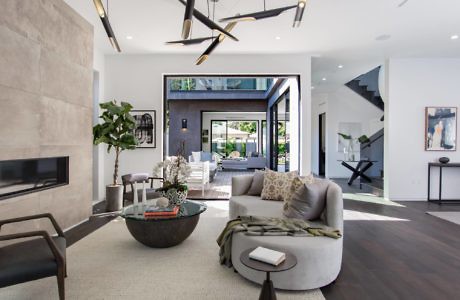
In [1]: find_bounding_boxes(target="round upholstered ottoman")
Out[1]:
[231,232,342,290]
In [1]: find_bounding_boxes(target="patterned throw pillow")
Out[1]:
[261,169,299,201]
[284,174,315,206]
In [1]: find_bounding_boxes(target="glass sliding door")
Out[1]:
[261,120,267,157]
[211,121,227,158]
[210,120,259,158]
[270,91,290,172]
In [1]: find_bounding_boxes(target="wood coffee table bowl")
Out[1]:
[121,200,207,248]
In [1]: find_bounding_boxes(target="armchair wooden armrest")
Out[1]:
[0,230,65,265]
[0,213,65,237]
[148,177,164,189]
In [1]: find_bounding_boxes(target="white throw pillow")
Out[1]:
[192,151,201,162]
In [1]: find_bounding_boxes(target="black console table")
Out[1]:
[427,162,460,204]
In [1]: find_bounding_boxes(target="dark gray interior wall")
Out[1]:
[360,128,384,177]
[168,99,267,156]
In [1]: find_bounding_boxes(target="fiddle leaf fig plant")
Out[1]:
[93,101,138,186]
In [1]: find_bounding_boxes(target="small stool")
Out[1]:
[240,248,297,300]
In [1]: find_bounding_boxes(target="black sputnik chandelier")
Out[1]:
[94,0,308,64]
[171,0,309,65]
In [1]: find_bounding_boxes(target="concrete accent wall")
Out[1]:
[168,99,267,156]
[0,0,94,231]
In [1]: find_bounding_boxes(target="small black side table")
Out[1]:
[240,248,297,300]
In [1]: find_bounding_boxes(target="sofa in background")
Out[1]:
[229,174,343,290]
[222,153,266,170]
[189,151,218,182]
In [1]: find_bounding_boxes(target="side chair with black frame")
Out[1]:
[0,213,66,300]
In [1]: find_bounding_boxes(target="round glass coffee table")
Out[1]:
[120,200,207,248]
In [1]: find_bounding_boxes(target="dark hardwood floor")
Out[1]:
[65,201,117,247]
[322,180,460,300]
[65,183,460,300]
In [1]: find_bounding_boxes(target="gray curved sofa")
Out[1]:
[229,174,343,290]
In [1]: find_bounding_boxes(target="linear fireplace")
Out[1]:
[0,157,69,200]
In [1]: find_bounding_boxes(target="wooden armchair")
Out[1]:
[0,213,66,300]
[121,173,164,205]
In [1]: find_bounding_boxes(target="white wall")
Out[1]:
[311,86,383,178]
[104,54,311,186]
[385,58,460,201]
[201,112,266,153]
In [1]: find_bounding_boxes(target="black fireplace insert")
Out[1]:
[0,157,69,200]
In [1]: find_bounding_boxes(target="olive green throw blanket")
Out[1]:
[216,216,342,267]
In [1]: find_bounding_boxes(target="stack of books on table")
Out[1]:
[249,247,286,266]
[144,205,179,218]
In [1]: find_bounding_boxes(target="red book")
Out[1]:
[144,206,179,217]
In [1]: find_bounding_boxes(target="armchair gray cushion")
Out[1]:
[0,236,66,288]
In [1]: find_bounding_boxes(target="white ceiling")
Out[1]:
[65,0,460,92]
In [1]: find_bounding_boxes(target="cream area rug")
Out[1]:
[0,201,324,300]
[427,211,460,225]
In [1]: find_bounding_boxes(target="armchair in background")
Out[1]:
[189,151,218,182]
[121,173,163,205]
[187,161,210,196]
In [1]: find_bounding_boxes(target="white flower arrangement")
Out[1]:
[153,155,191,191]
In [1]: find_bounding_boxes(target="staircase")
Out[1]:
[345,66,384,111]
[345,67,385,194]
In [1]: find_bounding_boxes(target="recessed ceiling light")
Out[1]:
[311,86,315,90]
[126,36,133,40]
[275,36,281,40]
[338,65,344,69]
[376,34,391,41]
[322,77,327,81]
[451,35,459,40]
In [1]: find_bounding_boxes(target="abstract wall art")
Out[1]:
[131,110,156,148]
[425,107,457,151]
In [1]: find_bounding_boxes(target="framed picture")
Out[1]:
[425,107,457,151]
[337,122,362,152]
[131,110,156,148]
[202,129,209,136]
[202,137,209,143]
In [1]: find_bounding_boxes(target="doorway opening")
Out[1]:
[319,113,326,176]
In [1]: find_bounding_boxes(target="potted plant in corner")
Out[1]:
[93,101,138,211]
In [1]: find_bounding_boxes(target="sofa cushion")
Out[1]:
[285,175,315,203]
[261,169,298,201]
[229,195,284,219]
[283,179,329,221]
[201,152,212,162]
[247,170,265,196]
